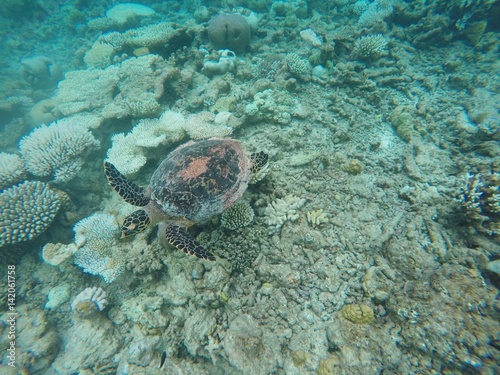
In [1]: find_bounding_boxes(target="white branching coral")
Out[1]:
[19,120,100,183]
[352,34,388,59]
[0,181,60,247]
[264,195,306,233]
[73,213,125,283]
[0,153,26,190]
[71,287,108,318]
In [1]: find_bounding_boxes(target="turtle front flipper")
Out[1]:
[122,209,151,237]
[104,161,150,206]
[165,225,216,261]
[250,151,269,184]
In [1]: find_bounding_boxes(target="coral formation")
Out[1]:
[30,99,62,125]
[106,110,186,175]
[285,52,311,75]
[71,287,108,317]
[56,54,173,119]
[264,195,306,233]
[208,14,251,54]
[352,34,388,59]
[73,213,124,283]
[42,242,78,266]
[20,55,63,88]
[105,2,154,25]
[45,284,70,310]
[19,120,100,182]
[340,304,375,324]
[221,201,255,230]
[457,171,499,236]
[0,153,26,190]
[300,28,323,47]
[0,181,60,247]
[202,49,237,75]
[83,41,115,68]
[306,209,329,227]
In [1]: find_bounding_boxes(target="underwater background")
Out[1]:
[0,0,499,374]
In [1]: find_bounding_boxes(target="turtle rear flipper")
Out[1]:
[165,225,216,261]
[104,161,150,206]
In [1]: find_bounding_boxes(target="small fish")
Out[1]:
[159,351,167,369]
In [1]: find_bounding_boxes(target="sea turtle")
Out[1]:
[104,138,268,261]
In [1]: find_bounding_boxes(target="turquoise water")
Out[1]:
[0,1,499,374]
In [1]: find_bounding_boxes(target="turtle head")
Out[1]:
[121,209,151,237]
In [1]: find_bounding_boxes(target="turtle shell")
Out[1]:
[150,138,251,222]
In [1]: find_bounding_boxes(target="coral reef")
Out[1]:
[71,287,108,317]
[0,181,60,247]
[264,195,306,233]
[19,120,100,182]
[221,201,255,230]
[208,14,251,54]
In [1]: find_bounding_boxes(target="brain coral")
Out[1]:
[19,120,100,183]
[0,181,60,247]
[208,14,251,54]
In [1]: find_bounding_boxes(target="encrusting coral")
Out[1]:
[0,181,60,247]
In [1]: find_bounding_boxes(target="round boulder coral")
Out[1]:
[0,181,60,247]
[207,14,251,54]
[221,201,255,230]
